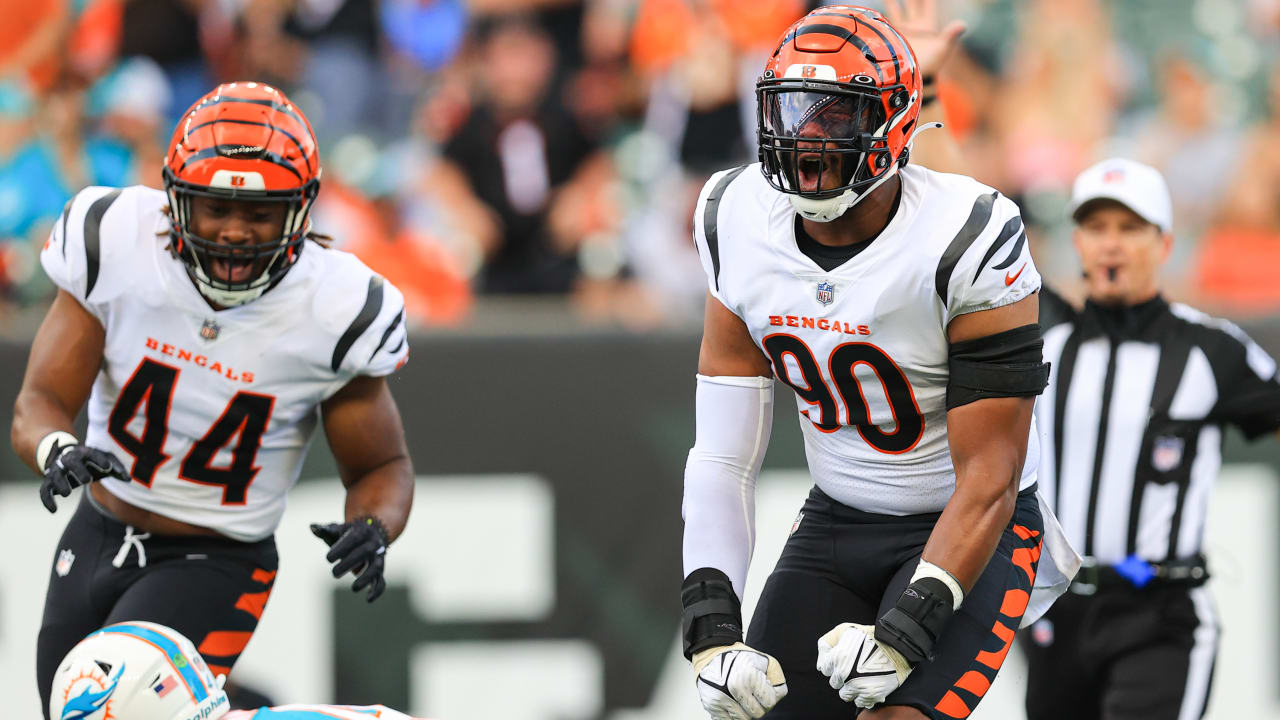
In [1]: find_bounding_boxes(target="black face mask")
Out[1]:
[757,86,888,199]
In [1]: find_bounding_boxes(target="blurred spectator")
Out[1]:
[1193,63,1280,315]
[0,75,132,244]
[1129,51,1242,281]
[432,14,599,294]
[314,177,472,326]
[0,0,1275,328]
[118,0,215,123]
[990,0,1120,193]
[92,56,173,188]
[0,0,69,92]
[292,0,387,141]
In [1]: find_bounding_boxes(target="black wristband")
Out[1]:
[875,577,955,666]
[681,567,743,659]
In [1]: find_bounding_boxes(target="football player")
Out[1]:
[49,621,429,720]
[680,6,1077,719]
[11,82,414,717]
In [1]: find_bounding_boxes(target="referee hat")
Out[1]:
[1069,158,1173,233]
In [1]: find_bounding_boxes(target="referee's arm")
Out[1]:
[923,294,1040,591]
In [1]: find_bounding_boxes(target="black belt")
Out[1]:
[1069,554,1209,595]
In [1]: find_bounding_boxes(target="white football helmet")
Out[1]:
[50,622,230,720]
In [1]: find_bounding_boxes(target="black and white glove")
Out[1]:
[816,623,912,708]
[693,642,788,719]
[818,561,963,709]
[310,516,390,602]
[38,433,127,513]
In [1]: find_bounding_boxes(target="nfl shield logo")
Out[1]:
[1031,618,1054,647]
[1152,436,1184,472]
[790,511,805,536]
[200,319,220,340]
[816,282,835,306]
[55,548,75,577]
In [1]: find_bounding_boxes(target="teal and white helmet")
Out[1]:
[50,622,229,720]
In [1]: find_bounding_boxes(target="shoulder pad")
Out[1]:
[310,247,409,377]
[934,190,1040,320]
[40,185,168,307]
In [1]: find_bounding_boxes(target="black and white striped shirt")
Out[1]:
[1036,288,1280,565]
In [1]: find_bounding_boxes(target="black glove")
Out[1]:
[40,441,127,513]
[310,516,390,602]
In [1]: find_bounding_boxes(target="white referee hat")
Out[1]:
[1069,158,1172,233]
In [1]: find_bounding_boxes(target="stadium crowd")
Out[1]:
[0,0,1277,329]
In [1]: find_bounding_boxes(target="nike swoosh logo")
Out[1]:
[1005,263,1027,286]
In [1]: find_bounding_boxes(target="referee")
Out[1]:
[1023,158,1280,719]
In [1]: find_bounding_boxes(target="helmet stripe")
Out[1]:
[177,145,304,182]
[193,95,309,133]
[848,13,904,83]
[795,23,854,42]
[91,625,209,702]
[183,118,313,174]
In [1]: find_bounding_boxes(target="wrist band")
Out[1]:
[354,515,391,546]
[912,559,965,610]
[36,431,79,471]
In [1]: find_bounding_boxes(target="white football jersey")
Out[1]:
[693,163,1042,514]
[41,185,409,541]
[226,704,426,720]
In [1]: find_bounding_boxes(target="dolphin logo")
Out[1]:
[60,663,125,720]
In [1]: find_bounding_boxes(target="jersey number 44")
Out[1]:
[108,358,274,505]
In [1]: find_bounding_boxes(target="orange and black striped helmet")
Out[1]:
[757,6,921,221]
[162,81,321,306]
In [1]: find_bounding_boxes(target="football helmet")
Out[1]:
[757,6,922,222]
[49,622,229,720]
[163,81,321,307]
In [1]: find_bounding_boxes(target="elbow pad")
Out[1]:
[947,324,1049,410]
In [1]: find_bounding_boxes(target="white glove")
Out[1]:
[692,642,788,720]
[816,623,913,709]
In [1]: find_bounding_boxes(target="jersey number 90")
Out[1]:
[763,334,924,454]
[107,358,274,505]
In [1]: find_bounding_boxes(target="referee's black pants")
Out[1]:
[1020,582,1218,720]
[37,494,278,718]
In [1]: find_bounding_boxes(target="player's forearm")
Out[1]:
[923,458,1020,591]
[342,456,414,541]
[11,389,80,474]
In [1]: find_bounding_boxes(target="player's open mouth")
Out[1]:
[211,257,256,283]
[797,154,832,191]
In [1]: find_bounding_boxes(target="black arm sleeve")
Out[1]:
[947,323,1050,410]
[1210,338,1280,440]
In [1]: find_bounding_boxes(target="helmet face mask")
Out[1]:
[758,83,892,199]
[166,172,314,305]
[163,82,321,308]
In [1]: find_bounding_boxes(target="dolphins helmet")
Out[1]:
[49,622,229,720]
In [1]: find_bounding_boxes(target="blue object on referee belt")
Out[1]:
[1114,555,1157,588]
